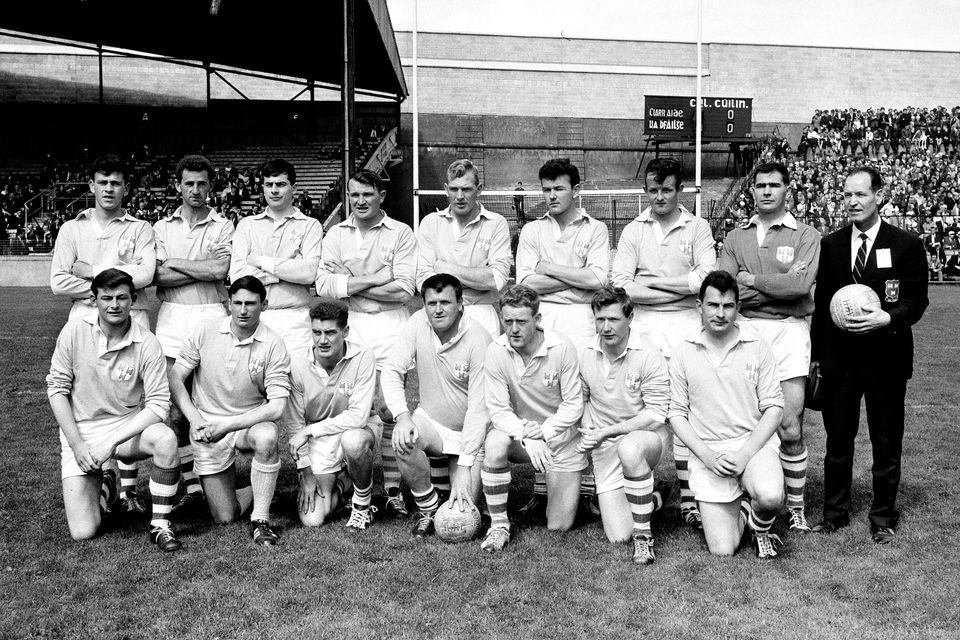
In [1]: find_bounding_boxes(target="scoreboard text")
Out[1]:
[643,96,753,141]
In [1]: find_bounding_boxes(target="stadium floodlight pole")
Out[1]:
[412,0,420,232]
[693,0,702,213]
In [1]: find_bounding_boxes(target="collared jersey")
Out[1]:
[50,208,157,310]
[282,340,376,439]
[47,314,169,424]
[154,207,234,305]
[381,310,492,466]
[415,205,512,306]
[230,208,323,309]
[667,324,784,446]
[718,212,820,318]
[580,332,670,431]
[176,317,291,417]
[610,206,717,311]
[484,329,583,445]
[316,212,416,313]
[516,208,610,304]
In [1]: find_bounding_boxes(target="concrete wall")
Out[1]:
[0,256,51,287]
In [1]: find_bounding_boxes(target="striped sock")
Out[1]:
[178,445,202,495]
[580,471,596,498]
[100,469,117,515]
[148,464,180,530]
[739,493,752,526]
[482,465,512,530]
[748,503,776,534]
[412,486,439,514]
[429,455,451,494]
[780,448,808,511]
[624,471,654,537]
[353,480,373,509]
[249,459,281,523]
[533,472,547,498]
[118,460,138,495]
[379,418,401,494]
[674,441,696,513]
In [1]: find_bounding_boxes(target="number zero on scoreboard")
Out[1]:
[643,95,753,141]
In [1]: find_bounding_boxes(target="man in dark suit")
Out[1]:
[811,166,929,544]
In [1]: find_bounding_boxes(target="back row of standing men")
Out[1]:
[47,152,928,559]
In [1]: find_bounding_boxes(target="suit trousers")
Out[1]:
[821,373,907,529]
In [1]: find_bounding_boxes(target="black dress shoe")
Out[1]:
[871,526,896,545]
[811,518,849,534]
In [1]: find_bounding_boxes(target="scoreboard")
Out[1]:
[643,95,753,141]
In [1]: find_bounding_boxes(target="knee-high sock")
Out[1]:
[249,459,280,523]
[118,460,138,494]
[482,465,511,530]
[100,469,118,515]
[379,418,400,494]
[580,468,596,497]
[149,464,180,530]
[429,455,450,494]
[748,501,776,534]
[674,440,696,513]
[412,486,439,514]
[624,471,654,537]
[533,472,547,498]
[352,480,373,509]
[780,447,808,510]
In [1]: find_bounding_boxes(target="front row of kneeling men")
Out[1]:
[49,266,787,562]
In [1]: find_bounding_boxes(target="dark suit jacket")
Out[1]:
[812,221,929,382]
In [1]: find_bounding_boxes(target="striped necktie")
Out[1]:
[853,232,868,283]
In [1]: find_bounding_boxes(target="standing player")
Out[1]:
[610,157,717,530]
[168,276,290,546]
[230,158,323,357]
[515,158,609,512]
[50,154,158,514]
[811,167,929,544]
[578,286,671,564]
[316,169,416,517]
[416,159,512,337]
[668,271,786,558]
[719,161,820,532]
[47,269,182,551]
[382,274,492,538]
[479,285,586,552]
[154,154,234,512]
[284,300,379,530]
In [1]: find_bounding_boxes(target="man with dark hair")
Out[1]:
[579,286,671,564]
[168,275,290,546]
[231,158,323,358]
[811,166,929,544]
[381,273,492,538]
[154,154,234,512]
[316,168,417,517]
[719,161,820,533]
[479,284,586,552]
[668,270,786,558]
[47,269,183,551]
[50,154,158,514]
[284,299,379,531]
[416,159,512,337]
[611,157,717,531]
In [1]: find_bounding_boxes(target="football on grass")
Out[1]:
[434,500,481,543]
[830,283,881,330]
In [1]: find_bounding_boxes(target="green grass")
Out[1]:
[1,287,959,639]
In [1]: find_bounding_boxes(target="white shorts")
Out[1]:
[303,421,384,476]
[190,410,273,476]
[740,316,811,380]
[688,436,780,504]
[156,302,227,358]
[70,301,150,334]
[591,425,671,494]
[630,308,701,360]
[347,307,410,369]
[60,414,132,479]
[539,302,596,353]
[261,307,312,358]
[463,304,500,338]
[526,434,588,473]
[412,408,463,456]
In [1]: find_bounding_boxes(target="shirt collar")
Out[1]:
[438,205,495,223]
[306,339,362,367]
[253,207,308,222]
[496,328,561,358]
[745,212,798,230]
[537,207,592,224]
[168,206,224,224]
[339,211,397,230]
[853,218,882,242]
[637,204,695,225]
[685,321,759,346]
[83,313,145,353]
[218,317,268,345]
[76,207,139,223]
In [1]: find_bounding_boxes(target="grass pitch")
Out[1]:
[1,287,958,639]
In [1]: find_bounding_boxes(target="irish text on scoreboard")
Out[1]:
[643,96,753,141]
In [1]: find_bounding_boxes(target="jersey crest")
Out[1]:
[249,357,265,377]
[454,362,470,381]
[776,246,795,264]
[289,227,305,247]
[625,371,642,392]
[476,235,491,251]
[114,363,135,382]
[884,279,900,302]
[379,245,396,263]
[678,238,693,256]
[542,370,559,388]
[117,232,137,263]
[574,239,590,259]
[744,362,759,383]
[337,380,354,397]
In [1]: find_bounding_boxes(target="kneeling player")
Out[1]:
[579,286,671,564]
[285,300,379,530]
[668,271,786,558]
[47,269,182,551]
[168,276,290,546]
[382,274,492,538]
[480,285,586,552]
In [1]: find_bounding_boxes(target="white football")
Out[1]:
[829,284,881,330]
[434,499,482,543]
